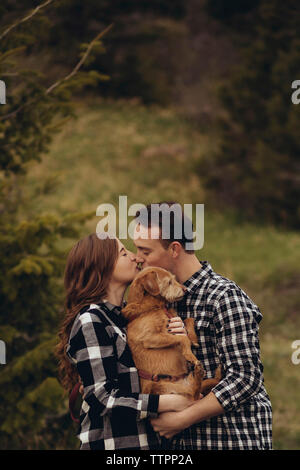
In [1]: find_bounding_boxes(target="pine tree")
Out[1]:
[0,2,111,449]
[201,0,300,228]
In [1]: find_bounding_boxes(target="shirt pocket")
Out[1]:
[195,311,210,331]
[193,315,216,376]
[194,315,210,349]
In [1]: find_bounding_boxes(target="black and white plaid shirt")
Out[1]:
[67,301,160,450]
[167,261,272,450]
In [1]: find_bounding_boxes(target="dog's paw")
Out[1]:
[187,360,205,376]
[194,361,206,377]
[187,361,195,373]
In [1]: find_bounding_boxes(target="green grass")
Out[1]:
[26,97,300,449]
[26,98,208,215]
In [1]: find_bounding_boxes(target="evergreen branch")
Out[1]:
[0,24,113,121]
[46,23,113,94]
[0,0,54,41]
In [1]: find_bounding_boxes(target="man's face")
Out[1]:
[133,223,174,272]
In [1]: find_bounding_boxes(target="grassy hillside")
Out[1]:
[26,97,300,449]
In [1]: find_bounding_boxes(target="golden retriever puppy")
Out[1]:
[122,267,221,400]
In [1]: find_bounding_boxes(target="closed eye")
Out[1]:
[120,247,127,256]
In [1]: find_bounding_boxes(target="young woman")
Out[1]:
[56,233,193,450]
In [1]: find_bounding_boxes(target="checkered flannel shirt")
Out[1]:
[66,301,160,450]
[166,261,272,450]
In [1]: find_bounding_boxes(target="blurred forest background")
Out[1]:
[0,0,299,450]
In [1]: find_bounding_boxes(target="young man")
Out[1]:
[132,202,272,450]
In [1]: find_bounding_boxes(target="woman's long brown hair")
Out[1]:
[55,233,119,394]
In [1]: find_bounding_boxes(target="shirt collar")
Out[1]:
[102,299,127,310]
[183,261,214,293]
[99,299,128,328]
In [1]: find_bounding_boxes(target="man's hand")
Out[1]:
[152,392,225,440]
[151,410,189,440]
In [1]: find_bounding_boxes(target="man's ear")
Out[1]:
[141,271,160,296]
[168,241,181,258]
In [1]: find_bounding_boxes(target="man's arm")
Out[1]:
[151,285,264,439]
[151,392,224,439]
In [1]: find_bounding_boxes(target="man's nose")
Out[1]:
[130,253,144,263]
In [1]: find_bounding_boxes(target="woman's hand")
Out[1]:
[167,316,187,335]
[151,410,189,440]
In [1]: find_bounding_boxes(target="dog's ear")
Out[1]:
[127,279,145,303]
[141,271,160,296]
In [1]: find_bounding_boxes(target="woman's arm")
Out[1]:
[69,312,192,421]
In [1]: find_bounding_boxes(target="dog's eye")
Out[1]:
[169,280,172,285]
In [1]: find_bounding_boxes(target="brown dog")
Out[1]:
[121,266,221,400]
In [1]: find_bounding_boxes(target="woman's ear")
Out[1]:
[141,271,160,296]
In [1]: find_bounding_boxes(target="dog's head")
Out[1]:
[126,266,186,305]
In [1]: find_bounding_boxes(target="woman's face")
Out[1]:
[111,239,140,285]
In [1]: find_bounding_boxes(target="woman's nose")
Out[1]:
[132,254,144,263]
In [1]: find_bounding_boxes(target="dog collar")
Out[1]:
[138,369,190,383]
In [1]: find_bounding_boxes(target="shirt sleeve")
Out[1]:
[211,286,264,412]
[69,312,159,421]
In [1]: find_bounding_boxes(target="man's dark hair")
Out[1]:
[134,201,195,254]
